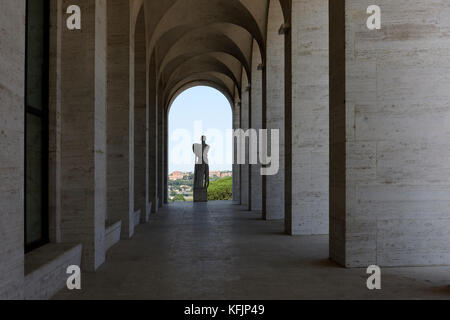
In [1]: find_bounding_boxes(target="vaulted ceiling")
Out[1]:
[135,0,281,109]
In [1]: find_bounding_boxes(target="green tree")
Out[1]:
[171,194,186,202]
[208,177,233,201]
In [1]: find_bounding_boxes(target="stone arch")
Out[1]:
[167,80,235,114]
[278,0,292,24]
[148,0,266,61]
[157,25,252,82]
[153,22,253,104]
[131,0,145,31]
[167,85,234,200]
[145,0,269,114]
[167,82,234,117]
[162,55,240,104]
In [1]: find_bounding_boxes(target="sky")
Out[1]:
[169,86,233,173]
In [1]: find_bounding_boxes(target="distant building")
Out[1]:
[209,171,220,178]
[169,171,231,180]
[209,171,232,178]
[169,171,186,181]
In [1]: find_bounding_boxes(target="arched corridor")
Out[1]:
[1,0,450,300]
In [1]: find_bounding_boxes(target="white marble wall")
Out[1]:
[331,0,450,267]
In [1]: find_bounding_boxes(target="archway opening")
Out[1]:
[168,86,233,202]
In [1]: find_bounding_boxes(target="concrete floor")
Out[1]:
[54,201,450,300]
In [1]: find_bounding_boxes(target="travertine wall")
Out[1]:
[60,0,107,271]
[331,0,450,267]
[265,0,285,220]
[0,0,26,299]
[240,71,250,208]
[250,40,263,212]
[107,0,135,239]
[286,0,329,235]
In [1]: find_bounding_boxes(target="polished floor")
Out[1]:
[54,201,450,300]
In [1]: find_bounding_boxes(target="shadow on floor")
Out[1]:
[53,201,450,300]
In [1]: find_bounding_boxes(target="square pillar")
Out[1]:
[134,11,147,222]
[157,99,165,207]
[330,0,450,267]
[0,0,26,299]
[265,0,285,221]
[233,100,241,203]
[285,0,329,235]
[60,0,107,271]
[107,0,135,239]
[250,40,263,212]
[148,57,159,212]
[240,71,250,208]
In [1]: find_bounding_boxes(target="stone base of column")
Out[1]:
[152,198,159,213]
[194,189,208,202]
[143,202,152,223]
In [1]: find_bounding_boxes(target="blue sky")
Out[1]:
[169,86,233,173]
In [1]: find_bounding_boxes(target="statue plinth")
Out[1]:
[194,188,208,202]
[193,136,210,203]
[193,163,209,202]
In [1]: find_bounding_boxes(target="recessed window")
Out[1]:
[25,0,49,252]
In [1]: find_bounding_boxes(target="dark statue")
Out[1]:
[193,136,210,202]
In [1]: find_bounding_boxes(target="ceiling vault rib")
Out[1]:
[139,0,270,103]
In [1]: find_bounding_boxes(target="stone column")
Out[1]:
[233,99,241,203]
[240,70,250,208]
[164,116,169,204]
[157,101,165,207]
[107,0,135,239]
[330,0,450,267]
[48,0,62,244]
[250,40,263,212]
[0,0,26,299]
[60,0,107,271]
[285,0,329,235]
[265,0,285,221]
[148,56,159,212]
[134,11,147,222]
